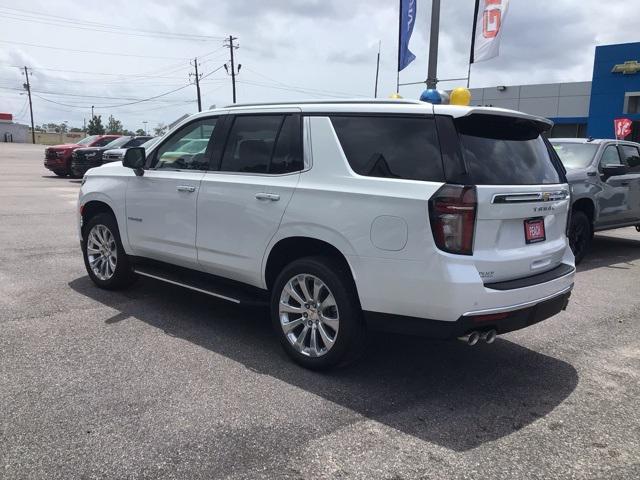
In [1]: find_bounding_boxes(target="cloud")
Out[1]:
[0,0,637,130]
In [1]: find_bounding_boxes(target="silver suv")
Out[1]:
[551,138,640,262]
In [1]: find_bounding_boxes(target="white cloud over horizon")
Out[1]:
[0,0,638,132]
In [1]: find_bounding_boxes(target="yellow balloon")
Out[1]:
[389,93,403,99]
[450,87,471,106]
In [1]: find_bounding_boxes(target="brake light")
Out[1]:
[429,184,477,255]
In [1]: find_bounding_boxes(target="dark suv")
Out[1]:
[70,136,153,178]
[551,138,640,262]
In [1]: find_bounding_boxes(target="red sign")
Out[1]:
[614,117,633,139]
[483,0,503,38]
[0,113,12,121]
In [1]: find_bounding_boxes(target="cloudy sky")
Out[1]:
[0,0,637,132]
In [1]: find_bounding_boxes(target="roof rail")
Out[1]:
[224,99,424,108]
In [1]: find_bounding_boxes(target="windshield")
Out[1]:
[77,135,98,145]
[141,137,159,149]
[103,136,131,149]
[551,142,599,169]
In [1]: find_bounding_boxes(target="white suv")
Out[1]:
[78,100,575,369]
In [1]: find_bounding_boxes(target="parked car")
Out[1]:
[78,100,575,369]
[550,138,640,263]
[71,136,153,178]
[101,137,158,165]
[44,135,121,177]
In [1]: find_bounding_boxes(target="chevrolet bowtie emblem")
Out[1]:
[612,60,640,75]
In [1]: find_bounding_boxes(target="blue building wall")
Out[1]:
[588,42,640,138]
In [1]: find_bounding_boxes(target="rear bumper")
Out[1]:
[364,287,572,338]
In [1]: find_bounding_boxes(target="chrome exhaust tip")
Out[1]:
[481,329,497,344]
[458,331,481,346]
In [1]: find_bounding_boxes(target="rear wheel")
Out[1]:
[569,210,592,264]
[82,213,136,289]
[271,256,365,370]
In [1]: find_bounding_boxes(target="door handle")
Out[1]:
[620,181,630,186]
[255,193,280,201]
[176,185,196,193]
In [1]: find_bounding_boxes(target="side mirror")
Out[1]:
[123,147,145,176]
[601,164,628,179]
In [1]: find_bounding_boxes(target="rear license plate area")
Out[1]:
[524,217,546,244]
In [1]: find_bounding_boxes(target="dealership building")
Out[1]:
[469,42,640,141]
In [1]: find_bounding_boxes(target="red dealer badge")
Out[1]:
[614,117,633,140]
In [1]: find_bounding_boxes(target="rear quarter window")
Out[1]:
[330,116,444,182]
[455,114,561,185]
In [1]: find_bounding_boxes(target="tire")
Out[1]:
[53,170,67,177]
[569,210,592,264]
[81,212,136,290]
[271,256,366,370]
[69,170,83,179]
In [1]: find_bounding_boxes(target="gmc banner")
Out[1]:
[470,0,510,63]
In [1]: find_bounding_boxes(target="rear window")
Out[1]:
[330,116,444,182]
[455,114,561,185]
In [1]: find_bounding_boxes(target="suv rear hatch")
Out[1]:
[433,112,571,284]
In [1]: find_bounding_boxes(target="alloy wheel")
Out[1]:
[279,274,340,357]
[86,224,118,281]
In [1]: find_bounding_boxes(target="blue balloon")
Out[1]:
[420,89,441,104]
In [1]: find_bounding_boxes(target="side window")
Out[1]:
[219,114,302,174]
[152,117,217,170]
[271,115,303,174]
[621,145,640,171]
[600,145,622,168]
[330,116,444,181]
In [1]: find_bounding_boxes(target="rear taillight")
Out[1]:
[429,184,477,255]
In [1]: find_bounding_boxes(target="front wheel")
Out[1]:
[569,210,592,264]
[82,213,136,289]
[271,256,366,370]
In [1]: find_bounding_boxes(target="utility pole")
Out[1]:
[190,58,202,112]
[22,66,35,144]
[374,41,381,98]
[91,105,95,119]
[426,0,441,89]
[224,35,240,103]
[143,121,148,135]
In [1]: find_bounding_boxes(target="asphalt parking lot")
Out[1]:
[1,142,639,480]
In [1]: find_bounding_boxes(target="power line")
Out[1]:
[0,39,189,60]
[242,67,368,98]
[0,5,224,41]
[1,64,188,80]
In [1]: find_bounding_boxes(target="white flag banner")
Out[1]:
[471,0,510,63]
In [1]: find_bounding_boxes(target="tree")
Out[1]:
[106,115,123,134]
[135,128,146,136]
[70,127,83,133]
[87,115,105,135]
[153,123,168,136]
